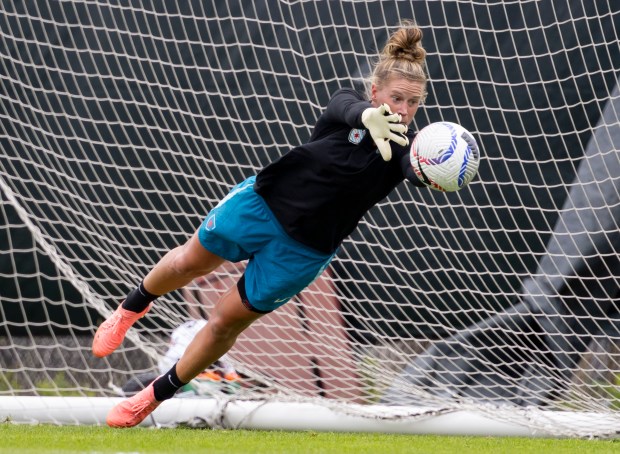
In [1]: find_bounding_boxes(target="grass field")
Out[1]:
[1,424,619,454]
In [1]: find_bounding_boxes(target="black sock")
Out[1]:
[121,280,159,313]
[152,363,187,401]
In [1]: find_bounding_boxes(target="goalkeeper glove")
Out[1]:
[361,103,409,161]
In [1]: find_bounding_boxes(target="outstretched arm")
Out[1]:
[322,88,408,160]
[401,146,427,187]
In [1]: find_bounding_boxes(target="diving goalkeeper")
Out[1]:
[93,21,429,428]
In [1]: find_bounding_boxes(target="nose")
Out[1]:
[396,105,408,119]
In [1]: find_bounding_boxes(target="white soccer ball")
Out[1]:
[410,121,481,192]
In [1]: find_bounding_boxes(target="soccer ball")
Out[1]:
[410,121,481,192]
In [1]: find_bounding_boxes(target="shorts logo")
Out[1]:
[274,296,292,304]
[205,213,216,231]
[348,128,366,145]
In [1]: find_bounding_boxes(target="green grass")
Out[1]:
[1,424,619,454]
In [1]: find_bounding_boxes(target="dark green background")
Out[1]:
[1,1,618,342]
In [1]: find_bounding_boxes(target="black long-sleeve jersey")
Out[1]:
[254,88,425,254]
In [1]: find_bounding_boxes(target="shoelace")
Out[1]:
[105,310,129,336]
[129,396,158,421]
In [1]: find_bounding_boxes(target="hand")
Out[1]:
[361,103,409,161]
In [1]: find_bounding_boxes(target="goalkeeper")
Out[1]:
[93,21,429,428]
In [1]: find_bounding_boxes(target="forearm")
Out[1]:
[401,151,426,187]
[323,88,369,127]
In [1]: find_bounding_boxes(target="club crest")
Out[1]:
[205,213,216,231]
[348,128,366,145]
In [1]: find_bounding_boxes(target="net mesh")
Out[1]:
[1,0,619,437]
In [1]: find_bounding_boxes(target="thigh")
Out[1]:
[144,232,226,295]
[181,232,227,275]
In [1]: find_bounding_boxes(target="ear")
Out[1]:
[370,84,378,106]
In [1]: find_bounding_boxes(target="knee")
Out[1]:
[207,306,251,343]
[166,242,215,278]
[206,314,239,344]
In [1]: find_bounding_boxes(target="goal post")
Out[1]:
[1,0,619,438]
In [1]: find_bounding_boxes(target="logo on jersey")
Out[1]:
[205,213,216,231]
[348,128,366,145]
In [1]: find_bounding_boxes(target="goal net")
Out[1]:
[1,0,619,438]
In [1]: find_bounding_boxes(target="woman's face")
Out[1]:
[371,77,425,126]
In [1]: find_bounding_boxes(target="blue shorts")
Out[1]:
[198,176,335,313]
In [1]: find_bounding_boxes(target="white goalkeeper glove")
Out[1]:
[361,103,409,161]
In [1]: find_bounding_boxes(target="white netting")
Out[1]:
[1,0,619,437]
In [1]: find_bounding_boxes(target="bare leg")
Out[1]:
[105,282,264,428]
[93,231,227,358]
[143,229,261,380]
[175,284,264,382]
[142,232,225,296]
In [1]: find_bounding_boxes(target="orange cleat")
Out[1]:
[92,302,152,358]
[106,382,161,428]
[197,370,223,381]
[224,372,241,382]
